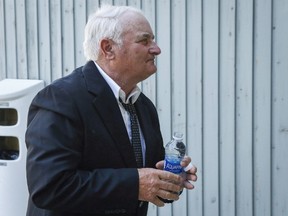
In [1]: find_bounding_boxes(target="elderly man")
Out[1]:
[25,5,197,216]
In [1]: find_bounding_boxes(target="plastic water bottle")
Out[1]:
[164,132,186,174]
[159,132,186,203]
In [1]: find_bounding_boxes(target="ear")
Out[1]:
[100,39,115,59]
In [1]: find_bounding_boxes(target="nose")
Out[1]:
[149,41,161,55]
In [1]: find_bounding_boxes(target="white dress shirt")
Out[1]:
[94,62,146,166]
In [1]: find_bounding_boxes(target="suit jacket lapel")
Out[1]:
[82,61,137,168]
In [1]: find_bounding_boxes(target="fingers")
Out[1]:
[159,169,182,184]
[185,165,197,181]
[138,168,182,206]
[180,165,197,190]
[159,177,182,193]
[154,157,198,200]
[149,188,181,207]
[186,165,197,174]
[157,188,180,201]
[180,156,191,167]
[182,180,195,190]
[151,196,165,207]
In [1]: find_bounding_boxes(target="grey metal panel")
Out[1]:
[50,0,62,81]
[170,1,187,215]
[154,1,172,215]
[253,0,272,216]
[202,0,220,215]
[38,0,51,83]
[187,0,203,215]
[86,0,100,18]
[219,0,236,216]
[5,0,17,78]
[155,0,172,147]
[272,0,288,215]
[16,0,28,79]
[141,0,157,104]
[61,0,75,77]
[26,0,39,80]
[0,0,6,78]
[74,0,86,68]
[236,1,254,216]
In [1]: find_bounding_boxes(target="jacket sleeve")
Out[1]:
[25,84,139,214]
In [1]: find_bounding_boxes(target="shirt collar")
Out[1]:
[94,61,141,104]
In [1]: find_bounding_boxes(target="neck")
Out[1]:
[96,61,136,96]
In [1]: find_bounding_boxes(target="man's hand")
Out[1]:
[156,156,198,190]
[138,168,183,206]
[180,156,198,189]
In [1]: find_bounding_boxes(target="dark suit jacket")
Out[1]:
[25,61,165,216]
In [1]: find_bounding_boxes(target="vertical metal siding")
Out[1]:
[253,0,272,216]
[202,1,220,215]
[0,0,5,78]
[187,0,203,215]
[1,0,288,216]
[219,1,236,216]
[272,1,288,215]
[50,0,62,81]
[236,1,254,216]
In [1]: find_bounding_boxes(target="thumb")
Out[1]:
[156,160,164,169]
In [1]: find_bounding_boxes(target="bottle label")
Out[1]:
[164,158,183,174]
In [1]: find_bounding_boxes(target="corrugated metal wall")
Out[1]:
[1,0,288,216]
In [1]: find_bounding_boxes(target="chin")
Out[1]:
[150,65,157,73]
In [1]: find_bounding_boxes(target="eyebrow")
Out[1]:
[135,32,155,41]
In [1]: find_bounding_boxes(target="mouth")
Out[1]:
[146,58,155,63]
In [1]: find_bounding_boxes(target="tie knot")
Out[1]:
[119,99,136,115]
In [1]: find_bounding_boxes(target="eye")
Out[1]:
[141,38,149,45]
[136,37,149,45]
[135,34,155,45]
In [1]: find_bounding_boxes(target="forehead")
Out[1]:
[121,12,154,36]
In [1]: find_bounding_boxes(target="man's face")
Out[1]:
[113,13,161,84]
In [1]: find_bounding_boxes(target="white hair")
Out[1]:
[83,5,144,61]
